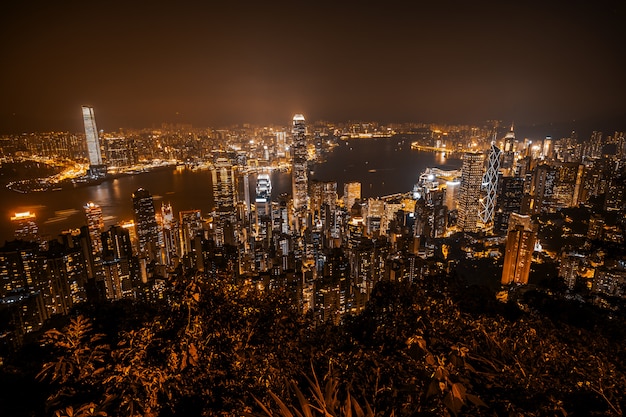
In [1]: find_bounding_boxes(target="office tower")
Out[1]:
[84,202,104,254]
[542,136,553,160]
[160,202,179,264]
[493,176,525,235]
[479,143,501,225]
[500,125,516,175]
[275,131,287,158]
[444,179,460,211]
[501,222,536,285]
[291,114,308,210]
[243,173,251,216]
[343,181,362,210]
[132,188,160,261]
[255,173,272,217]
[322,181,338,211]
[457,152,484,232]
[11,211,40,242]
[81,106,106,176]
[211,157,236,213]
[179,210,204,256]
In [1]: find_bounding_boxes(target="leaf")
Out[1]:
[451,382,466,401]
[466,393,487,407]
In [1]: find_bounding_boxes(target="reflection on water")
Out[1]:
[0,137,461,242]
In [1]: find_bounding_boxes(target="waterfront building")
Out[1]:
[81,106,107,177]
[11,211,39,243]
[103,136,137,168]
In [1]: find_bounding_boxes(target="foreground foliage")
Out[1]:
[3,271,625,416]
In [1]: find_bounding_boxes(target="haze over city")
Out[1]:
[1,2,626,416]
[1,0,625,134]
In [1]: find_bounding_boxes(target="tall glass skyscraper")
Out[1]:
[81,106,106,176]
[291,114,308,211]
[479,143,501,225]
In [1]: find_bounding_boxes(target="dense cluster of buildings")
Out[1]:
[1,109,625,355]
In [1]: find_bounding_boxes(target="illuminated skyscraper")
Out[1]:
[132,188,160,261]
[84,202,104,254]
[179,210,203,256]
[479,143,501,226]
[501,220,536,285]
[493,176,525,235]
[343,182,362,210]
[255,173,272,217]
[11,211,39,243]
[160,202,179,264]
[457,152,484,232]
[291,114,308,210]
[211,157,236,213]
[81,106,106,176]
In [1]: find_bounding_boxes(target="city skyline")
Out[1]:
[1,0,625,134]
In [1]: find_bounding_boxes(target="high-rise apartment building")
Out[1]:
[457,152,484,232]
[291,114,308,211]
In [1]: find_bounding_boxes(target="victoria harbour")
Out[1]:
[0,136,460,243]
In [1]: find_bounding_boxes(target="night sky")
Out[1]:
[1,0,625,133]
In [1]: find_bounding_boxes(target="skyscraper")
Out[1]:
[457,152,484,232]
[493,176,525,235]
[343,182,362,211]
[84,202,104,254]
[81,106,106,176]
[132,188,160,261]
[255,173,272,217]
[211,157,236,213]
[479,143,501,226]
[501,221,536,286]
[291,114,308,211]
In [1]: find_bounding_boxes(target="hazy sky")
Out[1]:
[1,0,624,133]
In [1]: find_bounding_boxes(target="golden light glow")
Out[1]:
[11,211,36,221]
